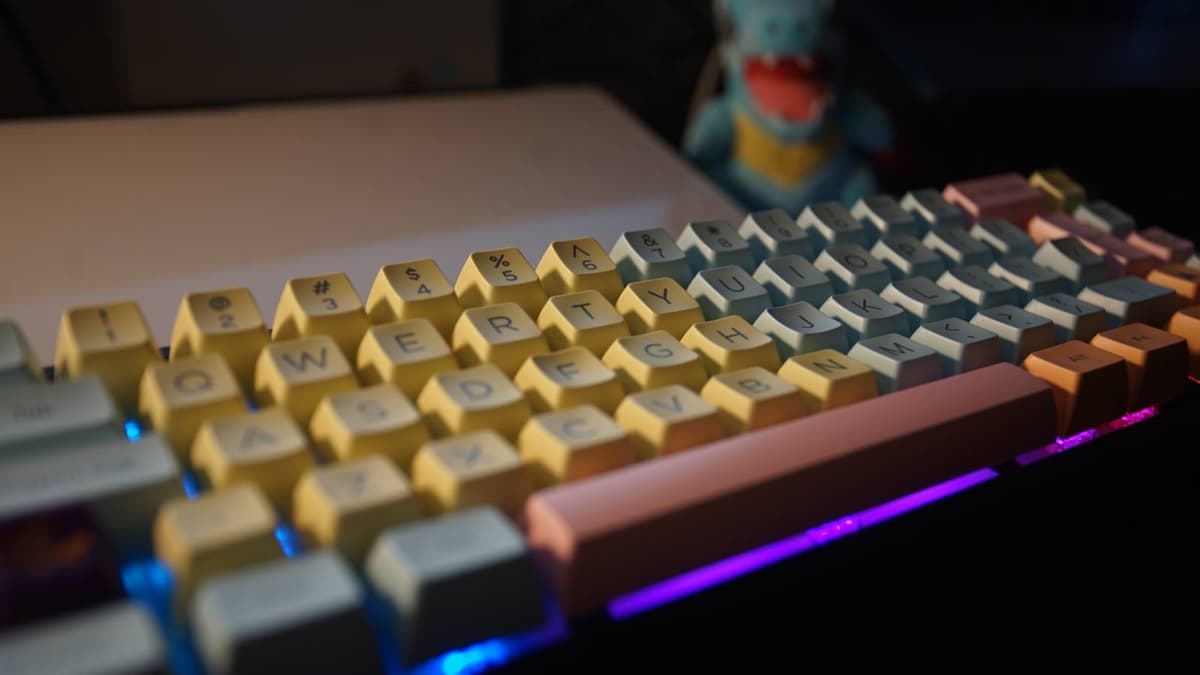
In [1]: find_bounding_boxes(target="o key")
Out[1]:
[1091,323,1189,409]
[1022,341,1127,436]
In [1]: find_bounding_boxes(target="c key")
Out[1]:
[55,301,163,410]
[518,405,635,485]
[272,273,370,362]
[1022,341,1127,436]
[170,287,269,392]
[1090,324,1188,409]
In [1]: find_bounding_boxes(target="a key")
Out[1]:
[737,209,812,262]
[936,266,1018,315]
[852,194,921,240]
[1025,293,1109,342]
[610,228,693,287]
[365,507,545,663]
[254,336,359,425]
[1029,168,1085,212]
[969,305,1057,364]
[138,354,246,459]
[776,349,878,413]
[820,290,909,343]
[880,277,966,332]
[602,331,707,392]
[293,456,422,564]
[813,244,891,294]
[969,219,1037,258]
[943,173,1050,226]
[0,320,41,385]
[355,319,459,399]
[536,237,624,302]
[191,408,315,513]
[1090,324,1189,410]
[308,383,429,470]
[681,316,781,375]
[797,201,870,250]
[518,405,635,485]
[848,334,942,393]
[616,277,705,338]
[411,430,532,516]
[752,255,834,307]
[0,601,166,675]
[1146,264,1200,306]
[615,384,725,459]
[1032,237,1109,291]
[1078,277,1177,327]
[1127,227,1195,263]
[1028,214,1157,277]
[536,290,631,356]
[677,219,756,272]
[987,256,1071,304]
[272,273,370,362]
[154,484,282,604]
[923,227,995,269]
[55,301,162,411]
[1074,200,1136,238]
[1167,306,1200,377]
[900,188,968,231]
[366,259,463,338]
[454,247,548,318]
[911,318,1003,376]
[687,265,772,321]
[171,288,270,391]
[416,364,531,440]
[514,346,625,413]
[452,302,550,376]
[753,302,848,357]
[1023,341,1128,435]
[700,366,805,434]
[0,376,120,453]
[191,551,382,675]
[870,235,945,281]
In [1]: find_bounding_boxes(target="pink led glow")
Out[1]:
[1016,406,1160,466]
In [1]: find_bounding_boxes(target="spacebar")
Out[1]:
[525,363,1056,616]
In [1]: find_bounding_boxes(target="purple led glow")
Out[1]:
[1016,406,1159,466]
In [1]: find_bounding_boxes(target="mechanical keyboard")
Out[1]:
[1,168,1199,675]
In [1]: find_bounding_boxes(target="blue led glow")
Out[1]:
[408,619,567,675]
[274,524,306,557]
[124,418,143,440]
[181,473,205,499]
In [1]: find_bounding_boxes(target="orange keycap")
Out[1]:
[1090,323,1188,409]
[1147,264,1200,306]
[1126,227,1195,263]
[1028,214,1157,277]
[1022,341,1128,436]
[1166,306,1200,378]
[943,173,1051,226]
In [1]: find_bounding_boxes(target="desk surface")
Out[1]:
[0,86,740,360]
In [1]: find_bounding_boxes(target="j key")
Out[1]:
[1023,341,1127,435]
[848,334,942,393]
[814,244,891,293]
[0,601,167,675]
[1146,264,1200,306]
[1032,238,1109,291]
[752,255,834,307]
[820,290,908,343]
[171,288,270,392]
[987,256,1071,304]
[797,201,870,250]
[943,173,1051,226]
[677,219,755,273]
[911,318,1003,376]
[936,266,1018,315]
[610,228,693,287]
[900,188,968,231]
[870,235,945,281]
[1127,227,1195,263]
[688,265,771,321]
[455,248,548,319]
[535,237,624,302]
[969,305,1057,364]
[924,227,995,269]
[0,320,40,385]
[55,301,162,411]
[1166,306,1200,378]
[1091,324,1189,410]
[1,376,121,453]
[366,260,463,338]
[1026,293,1109,342]
[880,277,965,332]
[738,209,812,262]
[272,273,370,362]
[1078,277,1177,328]
[753,302,848,357]
[969,219,1037,258]
[852,194,921,240]
[1029,168,1086,213]
[1074,200,1136,238]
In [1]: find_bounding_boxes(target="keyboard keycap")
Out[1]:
[417,365,531,440]
[969,219,1037,258]
[308,384,428,469]
[1090,324,1189,409]
[797,201,870,250]
[1146,264,1200,306]
[454,248,548,318]
[0,376,120,453]
[848,334,942,392]
[681,316,780,375]
[272,273,370,361]
[452,303,549,377]
[514,346,625,413]
[1032,237,1109,291]
[412,431,531,516]
[1167,306,1200,377]
[852,194,921,240]
[518,405,635,485]
[616,277,705,338]
[814,244,891,293]
[55,301,163,410]
[700,366,805,433]
[752,255,834,307]
[923,227,995,269]
[366,260,462,338]
[537,290,630,356]
[1029,168,1085,212]
[969,305,1057,364]
[610,228,692,286]
[535,237,624,302]
[820,290,908,343]
[254,336,359,425]
[987,256,1071,304]
[677,219,756,272]
[0,320,41,386]
[355,319,458,398]
[936,266,1018,314]
[900,188,968,231]
[688,265,771,321]
[293,455,422,564]
[1127,226,1195,263]
[1028,214,1157,277]
[526,362,1055,615]
[1023,341,1128,435]
[738,209,812,262]
[753,302,848,357]
[170,288,270,392]
[366,507,545,663]
[880,277,966,332]
[602,331,707,393]
[0,601,166,675]
[1073,200,1136,238]
[1078,277,1177,327]
[776,349,877,413]
[191,408,315,513]
[1026,293,1109,342]
[192,552,381,675]
[943,173,1051,225]
[911,318,1003,375]
[870,235,945,281]
[615,384,725,459]
[138,354,246,458]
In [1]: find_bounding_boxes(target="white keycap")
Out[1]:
[937,266,1019,315]
[0,601,166,675]
[1032,238,1108,291]
[988,256,1071,304]
[0,376,121,453]
[1188,254,1200,270]
[820,291,908,343]
[848,334,942,393]
[1078,277,1177,327]
[852,194,921,240]
[754,302,848,357]
[911,318,1003,376]
[880,277,965,332]
[738,209,812,262]
[752,255,833,307]
[969,305,1057,364]
[1073,200,1135,237]
[688,265,771,321]
[969,219,1037,258]
[0,320,41,386]
[814,244,891,293]
[870,235,945,281]
[610,228,692,286]
[677,220,755,273]
[900,188,968,231]
[1025,293,1109,341]
[924,227,995,269]
[192,551,380,675]
[797,202,870,250]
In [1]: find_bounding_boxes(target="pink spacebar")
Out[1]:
[525,363,1055,616]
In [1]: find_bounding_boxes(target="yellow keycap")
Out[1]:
[356,319,459,398]
[411,430,533,517]
[602,331,708,392]
[190,407,315,514]
[1029,168,1086,213]
[169,287,270,391]
[536,237,625,302]
[254,336,359,425]
[518,404,636,486]
[416,364,532,440]
[138,354,246,459]
[452,303,549,376]
[55,301,163,410]
[616,278,705,338]
[537,290,631,355]
[615,384,726,459]
[681,316,781,375]
[514,346,625,413]
[153,484,281,604]
[700,366,806,434]
[292,455,422,564]
[309,383,429,471]
[365,259,463,337]
[454,248,548,318]
[272,273,370,361]
[777,349,878,414]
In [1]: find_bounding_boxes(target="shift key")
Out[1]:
[0,376,122,453]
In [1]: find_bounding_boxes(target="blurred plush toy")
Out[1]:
[684,0,892,212]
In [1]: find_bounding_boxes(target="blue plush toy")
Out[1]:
[684,0,893,212]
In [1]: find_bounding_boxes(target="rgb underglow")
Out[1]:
[124,418,143,441]
[409,619,567,675]
[274,524,306,558]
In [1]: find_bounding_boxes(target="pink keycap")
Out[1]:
[943,173,1051,227]
[1029,214,1158,277]
[1127,227,1196,263]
